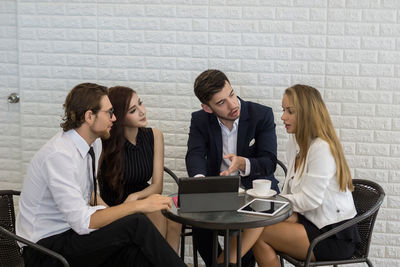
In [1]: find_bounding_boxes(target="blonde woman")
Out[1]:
[218,85,360,267]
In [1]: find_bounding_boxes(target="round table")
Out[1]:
[163,193,292,267]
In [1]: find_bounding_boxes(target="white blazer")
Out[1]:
[281,135,357,229]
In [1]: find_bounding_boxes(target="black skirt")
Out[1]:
[298,214,361,261]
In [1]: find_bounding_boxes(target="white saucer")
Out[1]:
[246,189,277,198]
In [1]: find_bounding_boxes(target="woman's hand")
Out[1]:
[124,192,141,203]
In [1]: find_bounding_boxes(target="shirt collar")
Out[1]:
[65,129,91,158]
[217,117,239,133]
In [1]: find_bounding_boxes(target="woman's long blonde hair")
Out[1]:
[285,84,353,191]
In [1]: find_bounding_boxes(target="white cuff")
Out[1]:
[239,158,251,177]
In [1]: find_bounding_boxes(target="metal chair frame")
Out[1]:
[276,159,288,178]
[0,190,69,267]
[278,179,385,267]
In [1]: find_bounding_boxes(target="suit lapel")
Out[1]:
[210,114,223,169]
[237,98,248,156]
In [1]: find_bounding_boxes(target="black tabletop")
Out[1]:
[163,193,293,230]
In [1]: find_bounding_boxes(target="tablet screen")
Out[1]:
[237,199,289,216]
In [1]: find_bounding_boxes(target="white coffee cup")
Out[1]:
[252,179,271,195]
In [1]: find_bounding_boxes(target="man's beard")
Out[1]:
[98,129,111,140]
[217,114,239,122]
[213,108,240,122]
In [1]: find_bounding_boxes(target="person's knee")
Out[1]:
[111,213,152,233]
[254,239,269,254]
[125,213,150,223]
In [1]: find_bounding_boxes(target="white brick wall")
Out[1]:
[1,0,399,266]
[0,0,21,187]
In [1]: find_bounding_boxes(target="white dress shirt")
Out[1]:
[281,135,357,229]
[218,117,250,176]
[16,129,106,245]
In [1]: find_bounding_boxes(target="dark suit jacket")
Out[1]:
[185,98,278,190]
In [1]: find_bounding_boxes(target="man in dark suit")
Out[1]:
[185,69,278,266]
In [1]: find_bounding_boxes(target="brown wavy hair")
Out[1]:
[60,83,108,131]
[100,86,135,202]
[194,69,230,104]
[285,84,353,192]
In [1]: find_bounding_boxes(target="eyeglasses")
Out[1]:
[97,108,114,119]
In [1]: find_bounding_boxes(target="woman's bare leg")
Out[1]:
[216,213,301,264]
[146,211,167,237]
[254,220,315,266]
[217,227,264,263]
[166,218,181,253]
[253,238,280,267]
[146,211,181,253]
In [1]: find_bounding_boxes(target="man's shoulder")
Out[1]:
[244,100,272,112]
[28,131,73,167]
[192,108,206,116]
[191,109,210,121]
[242,100,273,120]
[41,131,77,158]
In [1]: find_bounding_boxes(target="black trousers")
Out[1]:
[22,213,186,267]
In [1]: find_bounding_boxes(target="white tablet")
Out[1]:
[237,198,289,217]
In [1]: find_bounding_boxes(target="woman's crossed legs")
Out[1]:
[218,213,315,267]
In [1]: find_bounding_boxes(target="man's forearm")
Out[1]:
[89,201,142,229]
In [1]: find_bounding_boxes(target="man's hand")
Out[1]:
[135,194,172,213]
[220,154,246,176]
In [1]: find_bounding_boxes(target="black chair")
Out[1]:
[278,179,385,267]
[276,159,288,178]
[0,190,69,267]
[164,167,197,265]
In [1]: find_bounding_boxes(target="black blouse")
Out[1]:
[100,127,154,206]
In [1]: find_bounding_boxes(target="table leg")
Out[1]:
[237,230,242,267]
[193,234,198,267]
[212,230,218,267]
[224,229,229,267]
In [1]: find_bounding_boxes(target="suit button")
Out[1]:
[336,209,340,213]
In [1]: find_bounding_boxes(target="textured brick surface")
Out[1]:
[1,1,399,266]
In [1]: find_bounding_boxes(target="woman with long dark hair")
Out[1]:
[98,86,181,253]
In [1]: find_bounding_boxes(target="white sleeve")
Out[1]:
[239,158,251,177]
[281,140,336,212]
[44,151,105,235]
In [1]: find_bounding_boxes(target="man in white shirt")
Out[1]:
[185,70,278,266]
[17,83,185,267]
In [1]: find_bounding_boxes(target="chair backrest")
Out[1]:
[276,159,287,192]
[351,179,385,259]
[164,166,179,184]
[276,159,287,177]
[0,190,24,267]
